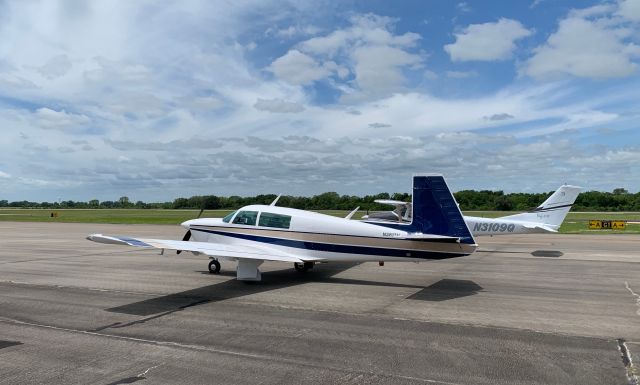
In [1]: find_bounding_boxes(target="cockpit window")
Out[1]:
[258,212,291,229]
[232,211,258,226]
[222,211,237,223]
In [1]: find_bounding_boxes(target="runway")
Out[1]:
[1,222,639,385]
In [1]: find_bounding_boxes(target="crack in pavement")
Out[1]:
[104,363,163,385]
[617,339,639,385]
[625,282,640,317]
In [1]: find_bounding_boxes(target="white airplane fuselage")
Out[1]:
[184,204,477,263]
[463,216,554,236]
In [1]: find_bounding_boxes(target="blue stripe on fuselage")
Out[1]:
[191,228,468,260]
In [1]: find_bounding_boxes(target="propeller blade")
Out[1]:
[197,208,204,218]
[176,230,191,254]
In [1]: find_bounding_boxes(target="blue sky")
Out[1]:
[0,0,639,201]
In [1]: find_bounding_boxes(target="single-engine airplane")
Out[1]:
[362,185,582,236]
[87,174,477,281]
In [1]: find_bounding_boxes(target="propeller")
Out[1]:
[176,230,191,254]
[177,207,203,254]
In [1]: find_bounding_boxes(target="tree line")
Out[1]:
[1,188,639,211]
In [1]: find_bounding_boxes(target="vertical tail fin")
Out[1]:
[501,185,582,228]
[411,174,476,245]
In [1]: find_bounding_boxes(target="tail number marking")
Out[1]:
[473,223,516,232]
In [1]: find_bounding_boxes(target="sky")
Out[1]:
[1,0,639,202]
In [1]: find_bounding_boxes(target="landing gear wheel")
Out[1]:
[294,262,313,272]
[208,259,221,274]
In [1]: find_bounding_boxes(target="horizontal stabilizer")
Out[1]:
[401,234,462,242]
[374,199,410,207]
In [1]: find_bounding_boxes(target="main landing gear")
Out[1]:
[294,262,314,272]
[208,259,221,274]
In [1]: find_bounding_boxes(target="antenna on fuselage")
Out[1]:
[270,194,282,206]
[345,206,360,220]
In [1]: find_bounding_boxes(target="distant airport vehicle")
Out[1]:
[363,185,582,236]
[87,174,477,281]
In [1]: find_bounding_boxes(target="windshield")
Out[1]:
[232,211,258,226]
[222,211,237,223]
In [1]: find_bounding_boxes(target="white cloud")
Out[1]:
[444,18,532,62]
[299,14,420,57]
[351,45,422,97]
[457,2,471,13]
[269,50,332,85]
[275,25,321,38]
[0,171,11,178]
[368,122,391,128]
[422,71,438,82]
[0,74,37,90]
[35,108,91,129]
[523,5,640,79]
[254,98,305,113]
[515,110,619,137]
[269,13,423,99]
[484,113,514,121]
[37,54,72,79]
[245,41,257,51]
[445,70,477,78]
[530,0,545,9]
[618,0,640,21]
[185,96,225,112]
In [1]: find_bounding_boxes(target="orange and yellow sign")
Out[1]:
[589,220,626,230]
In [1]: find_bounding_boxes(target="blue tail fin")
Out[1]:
[412,174,476,245]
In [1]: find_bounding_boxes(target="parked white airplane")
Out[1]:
[362,185,582,236]
[87,174,478,281]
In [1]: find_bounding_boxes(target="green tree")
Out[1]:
[118,196,131,207]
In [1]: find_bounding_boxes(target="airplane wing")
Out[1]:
[86,234,324,263]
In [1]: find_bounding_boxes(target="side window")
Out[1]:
[258,212,291,229]
[222,211,237,223]
[232,211,258,226]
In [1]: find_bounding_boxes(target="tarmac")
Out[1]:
[0,221,639,385]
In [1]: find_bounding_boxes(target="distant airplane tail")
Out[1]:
[500,185,582,229]
[411,174,476,245]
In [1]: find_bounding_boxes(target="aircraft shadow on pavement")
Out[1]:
[406,279,483,301]
[105,262,362,317]
[104,262,469,318]
[531,250,564,258]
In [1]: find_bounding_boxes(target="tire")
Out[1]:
[208,259,221,274]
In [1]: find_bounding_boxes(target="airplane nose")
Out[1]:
[181,220,193,229]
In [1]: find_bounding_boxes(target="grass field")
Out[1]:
[0,208,638,234]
